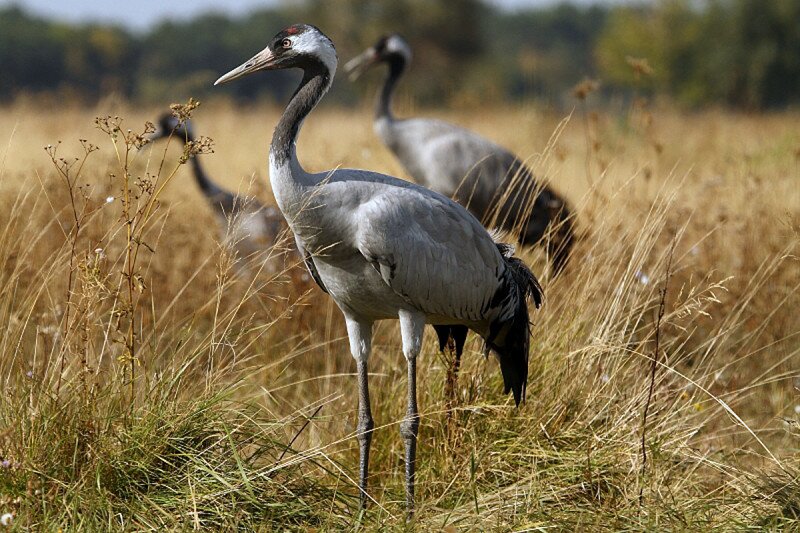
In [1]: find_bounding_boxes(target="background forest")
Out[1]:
[1,0,800,109]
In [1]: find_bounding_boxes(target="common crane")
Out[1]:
[214,24,543,515]
[148,113,289,273]
[345,34,575,274]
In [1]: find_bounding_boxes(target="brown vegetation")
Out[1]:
[0,99,797,529]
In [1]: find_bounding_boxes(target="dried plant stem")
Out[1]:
[275,404,324,465]
[49,142,96,395]
[581,101,593,188]
[106,125,141,408]
[639,237,676,505]
[57,221,78,395]
[122,161,137,405]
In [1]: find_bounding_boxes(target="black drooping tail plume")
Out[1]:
[432,325,468,358]
[433,324,468,411]
[484,243,543,406]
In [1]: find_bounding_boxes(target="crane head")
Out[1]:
[214,24,337,86]
[147,112,192,144]
[344,34,412,81]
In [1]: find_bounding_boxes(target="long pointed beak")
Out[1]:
[215,47,276,86]
[343,48,378,81]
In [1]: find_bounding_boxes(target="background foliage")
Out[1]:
[1,0,799,108]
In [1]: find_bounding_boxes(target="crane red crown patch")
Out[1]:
[286,25,302,35]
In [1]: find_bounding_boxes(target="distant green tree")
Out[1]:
[138,11,294,103]
[295,0,490,104]
[724,0,800,108]
[597,0,800,108]
[54,24,139,99]
[1,0,799,109]
[487,3,608,102]
[0,7,138,101]
[0,7,65,97]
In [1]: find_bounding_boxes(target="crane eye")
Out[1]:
[281,38,292,49]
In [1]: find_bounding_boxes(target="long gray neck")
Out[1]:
[376,55,406,120]
[189,153,224,198]
[271,61,332,170]
[178,127,225,198]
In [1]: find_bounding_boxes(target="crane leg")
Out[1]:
[346,317,374,511]
[399,310,425,517]
[401,351,419,516]
[356,358,374,510]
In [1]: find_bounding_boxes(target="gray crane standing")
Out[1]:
[346,34,575,276]
[214,24,543,516]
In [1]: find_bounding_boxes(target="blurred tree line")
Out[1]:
[0,0,798,109]
[597,0,800,109]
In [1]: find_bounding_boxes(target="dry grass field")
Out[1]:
[0,97,798,530]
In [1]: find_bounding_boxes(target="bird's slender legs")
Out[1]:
[355,358,374,510]
[402,350,420,514]
[345,317,374,511]
[398,310,425,517]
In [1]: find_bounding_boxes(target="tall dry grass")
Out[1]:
[0,98,797,530]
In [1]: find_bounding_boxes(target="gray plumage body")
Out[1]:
[214,24,542,514]
[277,159,519,331]
[347,35,575,273]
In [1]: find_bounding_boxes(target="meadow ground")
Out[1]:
[0,98,798,531]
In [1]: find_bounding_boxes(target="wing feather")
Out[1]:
[356,188,503,321]
[294,235,328,293]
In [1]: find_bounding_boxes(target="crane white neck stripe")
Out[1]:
[288,32,338,75]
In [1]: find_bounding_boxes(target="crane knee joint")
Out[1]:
[357,418,374,443]
[399,415,419,440]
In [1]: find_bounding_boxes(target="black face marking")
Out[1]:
[264,24,336,70]
[267,27,304,61]
[374,36,389,55]
[372,34,407,63]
